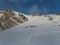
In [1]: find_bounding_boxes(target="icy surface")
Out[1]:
[0,15,60,45]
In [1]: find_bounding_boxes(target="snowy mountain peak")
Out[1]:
[0,10,28,30]
[0,11,60,45]
[0,10,60,31]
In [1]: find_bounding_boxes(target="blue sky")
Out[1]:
[0,0,60,14]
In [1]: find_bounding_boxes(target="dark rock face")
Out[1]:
[18,14,28,21]
[0,10,28,31]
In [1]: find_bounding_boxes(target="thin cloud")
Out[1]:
[28,5,40,14]
[28,4,50,14]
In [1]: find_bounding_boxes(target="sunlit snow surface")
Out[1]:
[0,15,60,45]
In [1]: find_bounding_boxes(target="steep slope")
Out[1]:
[0,14,60,45]
[0,10,28,30]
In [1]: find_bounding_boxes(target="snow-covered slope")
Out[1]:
[0,13,60,45]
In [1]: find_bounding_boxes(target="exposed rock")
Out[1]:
[18,14,28,21]
[0,10,28,31]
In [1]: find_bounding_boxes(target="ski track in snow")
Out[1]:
[0,14,60,45]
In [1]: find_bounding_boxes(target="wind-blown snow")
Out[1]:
[0,14,60,45]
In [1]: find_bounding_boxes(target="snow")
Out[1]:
[0,13,3,17]
[0,14,60,45]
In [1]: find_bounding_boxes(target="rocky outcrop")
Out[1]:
[0,10,28,31]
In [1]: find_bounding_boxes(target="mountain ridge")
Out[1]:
[0,10,60,31]
[0,10,28,30]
